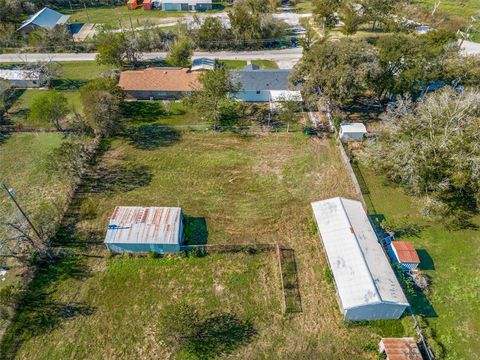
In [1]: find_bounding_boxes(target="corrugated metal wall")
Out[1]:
[106,243,181,253]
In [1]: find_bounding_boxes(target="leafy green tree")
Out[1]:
[363,0,395,31]
[228,0,286,48]
[80,78,125,136]
[291,38,380,108]
[184,66,240,128]
[339,2,364,36]
[196,17,230,50]
[166,38,193,67]
[362,88,480,224]
[375,31,457,98]
[276,97,303,131]
[29,90,69,130]
[312,0,341,33]
[0,78,12,116]
[96,32,141,67]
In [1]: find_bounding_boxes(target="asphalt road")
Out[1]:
[0,48,303,69]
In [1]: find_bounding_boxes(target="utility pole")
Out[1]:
[84,3,91,23]
[1,183,42,240]
[431,1,441,16]
[129,15,136,38]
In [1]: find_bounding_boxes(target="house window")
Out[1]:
[256,90,261,94]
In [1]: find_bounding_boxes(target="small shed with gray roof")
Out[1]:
[104,206,184,253]
[311,197,409,321]
[231,66,302,102]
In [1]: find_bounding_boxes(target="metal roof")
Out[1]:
[391,242,421,264]
[231,68,295,91]
[311,197,409,310]
[104,206,182,245]
[17,7,70,31]
[380,338,423,360]
[0,69,41,81]
[340,123,367,134]
[191,57,215,71]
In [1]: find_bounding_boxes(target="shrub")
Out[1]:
[324,266,333,285]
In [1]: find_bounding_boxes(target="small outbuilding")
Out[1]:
[379,338,423,360]
[143,0,153,9]
[339,123,367,142]
[17,7,70,33]
[104,206,184,253]
[127,0,139,10]
[311,197,409,321]
[191,57,215,71]
[0,69,46,88]
[388,241,421,270]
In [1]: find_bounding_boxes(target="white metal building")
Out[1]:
[160,0,212,11]
[104,206,184,253]
[0,69,45,88]
[311,197,409,321]
[339,123,367,142]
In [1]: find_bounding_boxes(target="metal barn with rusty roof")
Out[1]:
[104,206,184,253]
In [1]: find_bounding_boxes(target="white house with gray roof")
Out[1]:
[231,65,302,103]
[311,197,409,321]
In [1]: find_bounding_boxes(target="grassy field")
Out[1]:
[1,128,415,359]
[358,166,480,360]
[413,0,480,18]
[0,133,72,288]
[4,89,82,129]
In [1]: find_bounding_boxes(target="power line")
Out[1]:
[1,182,42,240]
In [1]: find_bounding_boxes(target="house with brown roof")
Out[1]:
[118,67,201,100]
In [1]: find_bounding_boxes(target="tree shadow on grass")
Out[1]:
[183,216,208,245]
[0,256,94,360]
[185,314,256,359]
[417,249,435,271]
[51,79,88,90]
[80,163,153,193]
[121,101,166,124]
[122,126,181,150]
[0,131,11,144]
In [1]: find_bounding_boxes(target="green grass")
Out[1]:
[1,128,414,358]
[120,101,204,127]
[251,60,279,69]
[0,133,72,287]
[2,253,280,360]
[413,0,480,18]
[5,89,82,128]
[57,61,112,81]
[217,59,247,69]
[359,165,480,360]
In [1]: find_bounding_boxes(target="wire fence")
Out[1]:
[182,243,302,315]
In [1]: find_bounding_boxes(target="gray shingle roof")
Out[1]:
[231,68,294,91]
